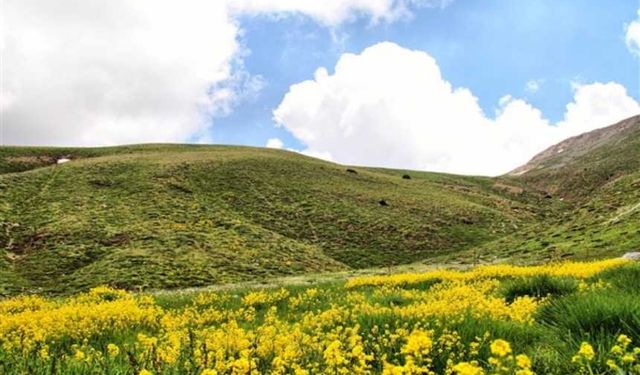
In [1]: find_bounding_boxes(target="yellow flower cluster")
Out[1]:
[0,286,161,352]
[242,288,290,307]
[573,334,640,374]
[387,280,540,323]
[346,259,627,288]
[0,259,632,374]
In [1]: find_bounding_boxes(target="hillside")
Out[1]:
[509,114,640,199]
[0,145,542,296]
[459,115,640,264]
[2,115,640,296]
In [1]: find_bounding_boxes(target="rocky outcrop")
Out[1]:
[621,252,640,261]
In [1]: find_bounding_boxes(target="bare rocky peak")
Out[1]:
[509,114,640,176]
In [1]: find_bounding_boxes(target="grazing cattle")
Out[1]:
[378,199,388,206]
[402,174,411,179]
[346,168,358,174]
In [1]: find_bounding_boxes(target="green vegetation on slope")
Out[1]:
[2,115,640,296]
[456,115,640,264]
[0,145,541,295]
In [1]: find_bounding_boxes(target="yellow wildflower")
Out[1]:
[107,343,120,358]
[516,354,532,368]
[611,345,624,356]
[617,334,632,347]
[402,329,433,357]
[576,342,595,361]
[452,361,484,375]
[324,340,346,367]
[490,339,512,358]
[74,349,86,361]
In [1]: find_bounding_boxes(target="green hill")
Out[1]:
[459,115,640,264]
[1,114,639,296]
[0,145,542,295]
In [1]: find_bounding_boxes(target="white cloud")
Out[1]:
[558,82,640,135]
[625,10,640,57]
[299,149,334,161]
[525,79,544,93]
[2,0,432,146]
[266,137,284,149]
[274,42,640,176]
[2,0,240,146]
[229,0,454,27]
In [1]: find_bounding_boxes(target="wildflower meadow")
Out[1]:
[0,259,639,374]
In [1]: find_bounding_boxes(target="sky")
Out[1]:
[2,0,640,175]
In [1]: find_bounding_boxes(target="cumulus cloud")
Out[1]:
[558,82,640,135]
[2,0,241,146]
[274,42,640,176]
[2,0,431,146]
[625,10,640,57]
[266,137,284,149]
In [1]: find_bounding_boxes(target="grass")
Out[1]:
[463,116,640,264]
[0,144,545,296]
[499,275,578,303]
[593,262,640,294]
[538,290,640,342]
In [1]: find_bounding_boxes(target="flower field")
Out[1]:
[0,259,639,374]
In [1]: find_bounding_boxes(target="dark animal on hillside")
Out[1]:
[378,199,388,206]
[402,174,411,179]
[346,168,358,174]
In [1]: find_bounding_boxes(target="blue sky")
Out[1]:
[4,0,640,175]
[213,0,640,152]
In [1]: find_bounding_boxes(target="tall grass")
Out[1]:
[499,275,578,303]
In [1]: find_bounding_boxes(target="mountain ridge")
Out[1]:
[508,114,640,199]
[511,115,640,176]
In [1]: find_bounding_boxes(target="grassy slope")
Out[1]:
[0,145,539,295]
[2,115,639,296]
[455,116,640,264]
